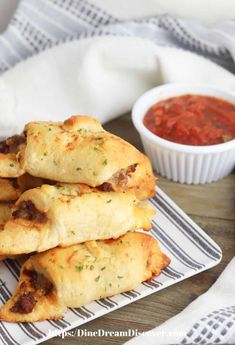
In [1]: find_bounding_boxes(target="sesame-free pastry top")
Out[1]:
[0,183,155,255]
[18,115,155,200]
[0,232,170,322]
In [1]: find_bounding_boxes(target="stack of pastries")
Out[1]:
[0,115,170,322]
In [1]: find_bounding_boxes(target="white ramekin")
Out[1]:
[132,83,235,184]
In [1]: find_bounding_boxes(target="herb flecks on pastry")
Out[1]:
[19,115,155,200]
[0,184,155,255]
[0,232,170,322]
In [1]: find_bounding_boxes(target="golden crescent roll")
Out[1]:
[0,232,170,322]
[18,115,155,200]
[0,184,155,255]
[0,135,25,178]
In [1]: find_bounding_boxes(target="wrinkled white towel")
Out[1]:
[125,257,235,345]
[1,36,235,138]
[1,0,235,73]
[0,0,235,138]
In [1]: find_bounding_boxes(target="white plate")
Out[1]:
[0,188,222,345]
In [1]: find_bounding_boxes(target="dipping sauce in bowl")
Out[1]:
[143,94,235,146]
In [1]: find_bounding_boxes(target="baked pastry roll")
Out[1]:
[0,184,155,255]
[19,116,155,200]
[0,135,25,178]
[0,232,170,322]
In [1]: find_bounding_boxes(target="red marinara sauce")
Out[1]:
[143,94,235,146]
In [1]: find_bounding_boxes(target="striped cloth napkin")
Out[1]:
[0,0,235,138]
[0,0,235,73]
[125,257,235,345]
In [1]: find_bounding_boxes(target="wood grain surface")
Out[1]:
[45,113,235,345]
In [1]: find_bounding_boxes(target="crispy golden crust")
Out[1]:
[19,116,155,199]
[0,184,155,255]
[0,232,170,322]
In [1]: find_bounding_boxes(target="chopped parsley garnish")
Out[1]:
[103,159,108,166]
[95,275,100,282]
[43,152,47,156]
[53,159,58,165]
[77,128,87,134]
[48,128,52,131]
[106,199,112,203]
[9,163,14,167]
[70,230,75,235]
[76,167,82,171]
[90,265,94,270]
[117,275,123,279]
[101,266,106,271]
[59,265,64,269]
[93,171,97,176]
[76,264,84,272]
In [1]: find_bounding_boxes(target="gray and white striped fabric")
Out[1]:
[0,0,234,74]
[0,188,222,345]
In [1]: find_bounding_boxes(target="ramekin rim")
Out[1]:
[132,82,235,154]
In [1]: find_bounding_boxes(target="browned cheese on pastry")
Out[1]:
[19,116,155,200]
[0,232,170,322]
[0,184,155,255]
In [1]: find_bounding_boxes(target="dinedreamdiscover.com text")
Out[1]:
[48,328,186,338]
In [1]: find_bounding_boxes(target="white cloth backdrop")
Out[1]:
[1,36,235,138]
[0,0,235,138]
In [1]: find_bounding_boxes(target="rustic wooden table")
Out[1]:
[46,114,235,345]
